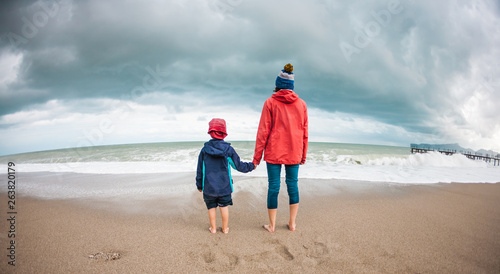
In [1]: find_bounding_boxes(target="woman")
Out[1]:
[253,63,308,232]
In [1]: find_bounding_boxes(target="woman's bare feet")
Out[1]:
[209,227,217,234]
[222,227,229,234]
[287,224,296,231]
[263,224,275,232]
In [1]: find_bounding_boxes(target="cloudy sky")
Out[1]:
[1,0,499,156]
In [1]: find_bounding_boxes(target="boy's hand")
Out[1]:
[198,189,202,192]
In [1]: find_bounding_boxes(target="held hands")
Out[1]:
[198,189,202,192]
[252,159,259,170]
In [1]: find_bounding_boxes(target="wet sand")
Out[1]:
[1,174,499,273]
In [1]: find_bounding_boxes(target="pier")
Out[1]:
[410,145,500,166]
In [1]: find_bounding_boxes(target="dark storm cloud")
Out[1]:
[1,0,499,144]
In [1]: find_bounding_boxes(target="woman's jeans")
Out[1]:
[266,163,299,209]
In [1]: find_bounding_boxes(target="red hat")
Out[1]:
[208,118,228,139]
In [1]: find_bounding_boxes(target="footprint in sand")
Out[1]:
[270,240,294,261]
[200,244,239,272]
[203,251,216,264]
[304,242,329,258]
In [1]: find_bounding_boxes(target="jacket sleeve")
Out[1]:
[195,150,204,190]
[301,101,309,165]
[253,99,272,165]
[229,147,255,173]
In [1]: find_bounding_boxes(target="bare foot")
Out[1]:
[222,227,229,234]
[209,227,217,234]
[263,224,275,232]
[287,224,296,231]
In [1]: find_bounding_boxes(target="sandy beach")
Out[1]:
[1,173,499,273]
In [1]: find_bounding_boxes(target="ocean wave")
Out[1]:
[367,151,490,167]
[1,142,498,183]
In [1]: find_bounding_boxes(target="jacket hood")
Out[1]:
[272,89,299,104]
[204,139,231,157]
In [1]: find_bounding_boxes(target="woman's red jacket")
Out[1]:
[253,89,308,165]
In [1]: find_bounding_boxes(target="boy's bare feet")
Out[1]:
[263,224,275,232]
[222,227,229,234]
[287,224,296,231]
[209,227,217,234]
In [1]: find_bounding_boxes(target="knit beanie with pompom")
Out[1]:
[275,63,294,90]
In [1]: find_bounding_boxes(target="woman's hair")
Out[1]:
[274,87,281,92]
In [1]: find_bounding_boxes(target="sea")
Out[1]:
[1,141,499,202]
[1,141,499,184]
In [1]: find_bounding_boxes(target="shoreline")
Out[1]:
[0,173,499,272]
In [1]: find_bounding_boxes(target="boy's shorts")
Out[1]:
[203,194,233,210]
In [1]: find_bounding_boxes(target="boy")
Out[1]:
[196,118,255,234]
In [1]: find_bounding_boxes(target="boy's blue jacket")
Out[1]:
[196,139,255,197]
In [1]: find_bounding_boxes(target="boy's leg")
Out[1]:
[285,164,300,231]
[218,194,232,233]
[220,206,229,233]
[204,194,218,233]
[208,208,217,233]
